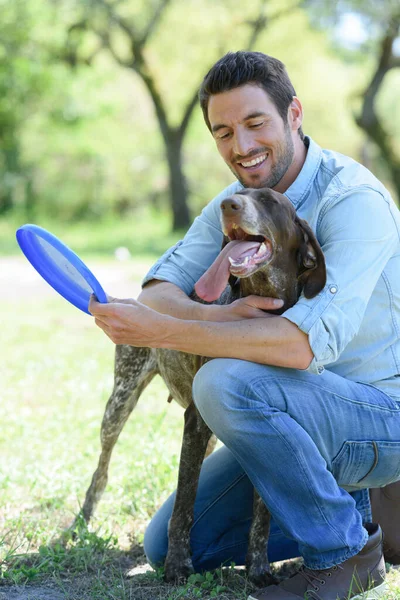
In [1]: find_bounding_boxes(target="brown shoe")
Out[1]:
[247,523,386,600]
[370,481,400,564]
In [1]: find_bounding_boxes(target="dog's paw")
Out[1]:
[164,556,195,583]
[247,565,277,588]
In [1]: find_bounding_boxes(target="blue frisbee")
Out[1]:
[16,224,108,315]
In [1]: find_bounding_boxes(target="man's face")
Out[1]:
[207,84,296,191]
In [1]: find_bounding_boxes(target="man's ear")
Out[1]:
[295,217,326,299]
[288,97,303,133]
[221,235,239,292]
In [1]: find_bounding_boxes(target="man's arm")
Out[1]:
[138,280,284,322]
[89,295,313,370]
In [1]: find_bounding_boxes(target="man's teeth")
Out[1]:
[240,154,267,168]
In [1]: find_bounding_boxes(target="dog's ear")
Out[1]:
[295,217,326,299]
[221,235,240,293]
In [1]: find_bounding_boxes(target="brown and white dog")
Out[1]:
[72,188,326,585]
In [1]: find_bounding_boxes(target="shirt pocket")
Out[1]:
[331,440,400,489]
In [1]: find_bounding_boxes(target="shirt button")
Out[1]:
[330,286,338,294]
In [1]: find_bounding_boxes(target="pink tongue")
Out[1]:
[195,240,260,302]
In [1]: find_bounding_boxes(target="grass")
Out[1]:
[0,247,259,599]
[1,223,400,598]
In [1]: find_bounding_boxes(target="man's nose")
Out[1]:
[233,129,255,157]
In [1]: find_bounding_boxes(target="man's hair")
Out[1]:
[199,51,304,140]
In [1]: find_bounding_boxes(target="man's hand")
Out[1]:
[89,295,173,347]
[204,295,283,322]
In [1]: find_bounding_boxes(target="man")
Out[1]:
[90,52,400,600]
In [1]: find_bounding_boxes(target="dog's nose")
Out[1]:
[220,196,243,217]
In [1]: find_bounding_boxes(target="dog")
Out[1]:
[72,188,326,585]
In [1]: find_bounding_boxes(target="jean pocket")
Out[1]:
[331,440,400,489]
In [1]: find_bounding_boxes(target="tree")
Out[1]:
[303,0,400,201]
[355,12,400,197]
[63,0,297,230]
[0,1,44,214]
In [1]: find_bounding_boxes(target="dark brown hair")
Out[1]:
[199,51,304,139]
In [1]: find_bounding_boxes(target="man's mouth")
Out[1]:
[237,153,269,169]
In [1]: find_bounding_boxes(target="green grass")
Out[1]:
[0,245,400,599]
[0,253,258,599]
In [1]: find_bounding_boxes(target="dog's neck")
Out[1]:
[237,264,301,315]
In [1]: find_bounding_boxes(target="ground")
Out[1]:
[1,256,399,600]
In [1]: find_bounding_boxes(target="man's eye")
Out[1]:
[217,131,231,140]
[249,121,264,128]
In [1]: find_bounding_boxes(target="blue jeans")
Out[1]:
[144,360,400,570]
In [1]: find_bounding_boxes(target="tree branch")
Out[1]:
[95,29,131,68]
[91,0,171,133]
[391,56,400,69]
[355,13,400,195]
[358,21,398,130]
[178,88,200,139]
[178,0,296,140]
[245,0,300,49]
[140,0,172,47]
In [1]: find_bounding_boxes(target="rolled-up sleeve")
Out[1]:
[283,187,400,374]
[142,182,242,294]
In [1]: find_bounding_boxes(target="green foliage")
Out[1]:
[0,0,399,229]
[168,570,228,599]
[1,524,118,584]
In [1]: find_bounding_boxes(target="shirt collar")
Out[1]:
[284,136,322,208]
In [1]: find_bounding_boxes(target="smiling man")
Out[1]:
[89,52,400,599]
[208,85,306,193]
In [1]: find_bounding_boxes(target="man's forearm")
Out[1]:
[159,313,313,370]
[89,295,313,369]
[138,280,205,320]
[138,280,285,323]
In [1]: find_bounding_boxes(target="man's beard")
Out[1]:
[232,123,295,189]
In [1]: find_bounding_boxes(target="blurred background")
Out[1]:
[0,0,399,257]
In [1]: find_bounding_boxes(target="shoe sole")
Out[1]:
[351,581,387,600]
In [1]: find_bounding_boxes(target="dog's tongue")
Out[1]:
[195,240,260,302]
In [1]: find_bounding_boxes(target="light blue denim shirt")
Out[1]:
[143,137,400,400]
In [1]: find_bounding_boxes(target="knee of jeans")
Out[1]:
[193,358,248,431]
[143,517,168,569]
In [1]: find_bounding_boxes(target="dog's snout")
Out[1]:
[221,196,243,217]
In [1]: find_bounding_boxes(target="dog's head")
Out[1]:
[219,187,326,302]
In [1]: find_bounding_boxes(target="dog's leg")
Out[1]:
[164,402,212,582]
[246,490,277,587]
[70,345,157,530]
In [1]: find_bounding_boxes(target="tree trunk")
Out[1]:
[355,16,400,202]
[165,130,190,230]
[0,142,19,214]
